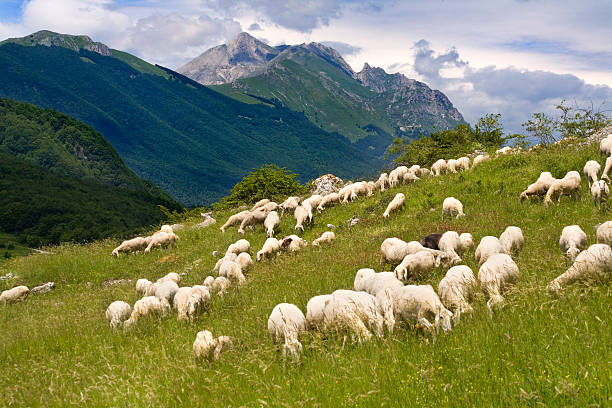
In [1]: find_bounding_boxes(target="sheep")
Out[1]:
[124,296,170,328]
[144,231,178,253]
[478,253,520,311]
[312,231,335,246]
[156,272,181,285]
[220,210,251,233]
[214,252,237,272]
[378,284,453,334]
[262,201,279,212]
[322,289,384,341]
[394,251,438,282]
[236,252,253,272]
[250,198,270,211]
[475,236,505,266]
[559,225,588,261]
[601,156,612,181]
[431,159,447,176]
[389,166,408,187]
[438,231,472,256]
[472,154,489,167]
[0,286,29,304]
[380,238,458,269]
[238,207,270,235]
[219,260,245,284]
[446,159,458,174]
[294,205,310,232]
[420,233,442,250]
[591,179,609,209]
[280,196,300,215]
[442,197,465,219]
[155,280,179,304]
[596,221,612,246]
[268,303,307,360]
[159,225,173,234]
[111,237,149,257]
[281,235,308,252]
[499,226,524,255]
[600,135,612,157]
[226,239,250,255]
[455,156,470,171]
[402,172,420,183]
[316,192,340,213]
[211,276,231,295]
[193,330,233,362]
[418,168,432,178]
[105,300,132,329]
[383,193,406,218]
[174,287,210,321]
[257,238,281,261]
[306,294,332,329]
[375,172,389,191]
[264,211,280,238]
[547,243,612,293]
[203,275,215,288]
[459,233,475,253]
[544,171,582,205]
[496,146,511,156]
[135,278,153,295]
[437,265,478,323]
[302,195,324,210]
[583,160,601,188]
[353,269,403,295]
[520,172,556,200]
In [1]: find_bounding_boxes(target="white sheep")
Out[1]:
[600,135,612,156]
[437,265,478,322]
[380,238,458,269]
[547,243,612,292]
[264,211,280,238]
[496,146,511,156]
[475,236,505,266]
[144,231,179,253]
[389,166,408,187]
[211,276,231,295]
[155,280,179,304]
[353,269,403,296]
[601,156,612,180]
[383,193,406,218]
[280,196,300,215]
[591,179,609,209]
[213,252,237,272]
[219,260,245,284]
[394,251,438,282]
[281,235,308,252]
[268,303,307,360]
[583,160,601,188]
[559,225,588,261]
[431,159,447,176]
[257,238,281,261]
[156,272,181,285]
[459,233,475,253]
[312,231,335,246]
[135,278,153,295]
[520,172,556,200]
[262,201,279,212]
[302,194,324,210]
[472,154,489,167]
[402,172,420,183]
[0,285,29,304]
[306,294,332,329]
[322,289,384,341]
[236,252,253,272]
[124,296,170,328]
[220,210,251,233]
[111,237,149,257]
[193,330,233,361]
[544,171,581,205]
[174,286,210,321]
[438,231,472,256]
[250,198,270,211]
[294,205,310,231]
[446,159,458,174]
[317,192,341,213]
[499,226,524,255]
[442,197,465,218]
[596,221,612,246]
[238,207,269,235]
[375,172,389,192]
[455,156,470,171]
[106,300,132,329]
[159,225,173,234]
[226,239,250,255]
[478,253,520,311]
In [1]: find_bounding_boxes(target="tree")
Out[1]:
[474,113,505,146]
[522,112,556,145]
[555,100,611,139]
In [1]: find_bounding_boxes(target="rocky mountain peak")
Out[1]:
[301,42,355,78]
[0,30,111,56]
[356,63,416,93]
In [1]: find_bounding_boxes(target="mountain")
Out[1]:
[0,31,380,205]
[0,98,182,246]
[179,33,465,154]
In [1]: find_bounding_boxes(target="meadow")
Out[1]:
[0,140,610,407]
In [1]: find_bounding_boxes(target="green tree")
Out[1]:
[522,112,556,145]
[474,113,505,146]
[555,100,611,139]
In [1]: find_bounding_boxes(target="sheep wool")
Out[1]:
[478,253,520,311]
[312,231,336,246]
[112,237,149,257]
[559,225,588,261]
[547,243,612,292]
[193,330,233,361]
[256,238,281,261]
[442,197,465,218]
[264,211,281,238]
[268,303,307,360]
[520,172,556,201]
[596,221,612,246]
[583,160,601,188]
[220,210,251,233]
[0,285,29,304]
[394,251,438,282]
[322,290,384,341]
[105,301,132,329]
[236,252,253,272]
[475,236,505,266]
[437,265,478,322]
[499,226,524,255]
[124,296,170,328]
[306,295,332,329]
[544,171,581,205]
[383,193,406,218]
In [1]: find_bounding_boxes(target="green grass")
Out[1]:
[1,140,610,406]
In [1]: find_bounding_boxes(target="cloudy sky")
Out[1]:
[1,0,611,133]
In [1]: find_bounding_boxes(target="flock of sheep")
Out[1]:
[2,138,611,364]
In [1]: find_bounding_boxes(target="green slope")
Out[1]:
[0,35,380,206]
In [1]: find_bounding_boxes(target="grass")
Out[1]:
[1,140,611,407]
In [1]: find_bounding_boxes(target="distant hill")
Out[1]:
[0,98,181,246]
[179,33,464,155]
[0,31,381,205]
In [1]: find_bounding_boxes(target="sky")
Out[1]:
[1,0,611,134]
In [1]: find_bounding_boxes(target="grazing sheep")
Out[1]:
[520,172,556,201]
[442,197,465,218]
[214,252,237,272]
[402,172,420,183]
[496,146,511,156]
[418,168,431,178]
[312,231,336,246]
[144,232,179,253]
[219,260,245,284]
[601,156,612,181]
[455,157,470,171]
[203,276,215,288]
[437,265,478,323]
[250,199,270,211]
[322,289,384,341]
[174,287,210,321]
[280,196,300,215]
[353,269,403,296]
[112,237,149,257]
[193,330,233,362]
[294,206,310,232]
[559,225,588,261]
[438,231,471,256]
[0,286,29,304]
[211,276,231,295]
[156,272,181,285]
[596,221,612,246]
[159,225,173,234]
[420,233,442,250]
[478,253,520,311]
[281,235,308,252]
[389,166,409,187]
[262,201,279,212]
[472,154,489,167]
[394,251,438,282]
[583,160,601,188]
[306,294,332,329]
[547,243,612,292]
[135,279,153,295]
[124,296,170,328]
[375,172,389,192]
[106,301,132,329]
[383,193,406,218]
[499,226,524,255]
[475,236,505,266]
[236,252,253,272]
[173,287,194,311]
[264,211,280,238]
[302,195,324,210]
[238,208,270,235]
[155,281,179,304]
[431,159,447,176]
[220,210,251,233]
[544,171,581,205]
[380,238,457,269]
[446,159,458,174]
[257,238,282,261]
[268,303,307,360]
[317,192,341,213]
[600,135,612,157]
[225,239,250,256]
[378,285,453,334]
[591,179,610,209]
[459,233,475,253]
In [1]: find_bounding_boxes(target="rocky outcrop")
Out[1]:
[0,30,111,56]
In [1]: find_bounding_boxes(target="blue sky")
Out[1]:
[1,0,611,133]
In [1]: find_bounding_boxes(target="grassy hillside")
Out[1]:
[0,139,610,406]
[0,41,380,205]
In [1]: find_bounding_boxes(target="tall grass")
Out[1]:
[0,141,610,407]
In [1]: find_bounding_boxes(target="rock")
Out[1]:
[312,174,343,195]
[30,282,55,294]
[212,250,219,257]
[326,224,335,229]
[0,272,14,280]
[170,223,185,231]
[194,217,216,229]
